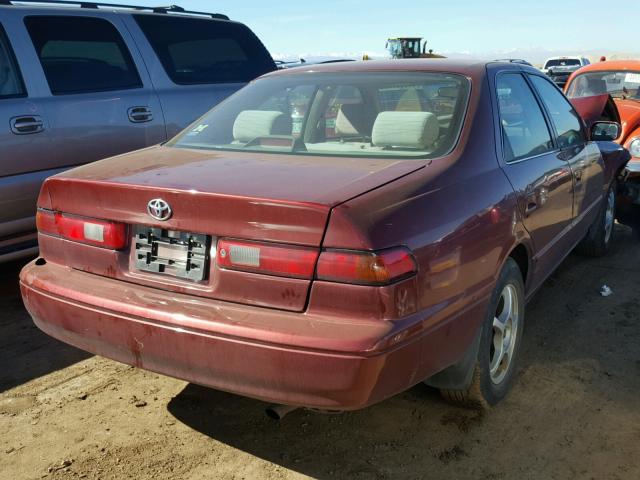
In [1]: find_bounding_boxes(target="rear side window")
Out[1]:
[0,25,26,98]
[529,75,585,148]
[497,74,554,162]
[25,16,142,95]
[134,15,275,85]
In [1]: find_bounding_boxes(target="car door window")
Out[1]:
[25,16,142,95]
[0,26,26,98]
[134,15,275,85]
[497,74,554,162]
[529,75,586,148]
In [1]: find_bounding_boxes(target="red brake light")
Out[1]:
[36,209,127,250]
[217,239,318,279]
[316,247,416,285]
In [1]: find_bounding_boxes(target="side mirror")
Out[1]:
[590,121,620,141]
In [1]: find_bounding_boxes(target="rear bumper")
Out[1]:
[20,260,484,410]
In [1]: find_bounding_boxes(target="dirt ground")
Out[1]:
[1,225,639,480]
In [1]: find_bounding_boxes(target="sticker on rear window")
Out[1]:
[186,124,209,136]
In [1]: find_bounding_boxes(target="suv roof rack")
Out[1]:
[0,0,230,19]
[493,58,532,66]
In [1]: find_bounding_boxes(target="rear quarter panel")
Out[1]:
[322,71,530,372]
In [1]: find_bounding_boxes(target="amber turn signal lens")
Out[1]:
[316,247,416,285]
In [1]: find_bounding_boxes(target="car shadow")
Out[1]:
[167,382,466,479]
[0,258,90,393]
[167,224,640,479]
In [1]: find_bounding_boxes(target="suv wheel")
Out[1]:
[440,258,525,409]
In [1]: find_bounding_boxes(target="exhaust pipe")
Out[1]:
[265,404,298,420]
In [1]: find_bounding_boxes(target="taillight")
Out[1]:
[217,239,318,279]
[216,239,416,285]
[36,209,127,250]
[316,247,416,285]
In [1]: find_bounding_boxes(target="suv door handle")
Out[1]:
[10,116,44,135]
[128,106,153,123]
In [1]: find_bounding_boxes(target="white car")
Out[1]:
[540,56,591,87]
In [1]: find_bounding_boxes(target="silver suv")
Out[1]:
[0,1,275,262]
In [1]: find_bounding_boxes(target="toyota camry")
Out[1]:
[20,60,629,412]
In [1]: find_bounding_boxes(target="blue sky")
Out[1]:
[111,0,633,60]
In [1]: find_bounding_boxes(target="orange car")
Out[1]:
[566,61,640,162]
[566,61,640,230]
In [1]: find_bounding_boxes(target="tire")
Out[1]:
[440,258,525,409]
[575,181,617,257]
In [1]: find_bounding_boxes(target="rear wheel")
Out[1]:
[576,181,617,257]
[440,258,525,409]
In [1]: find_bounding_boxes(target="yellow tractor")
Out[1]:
[385,37,445,59]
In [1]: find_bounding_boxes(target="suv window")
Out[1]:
[25,16,142,95]
[134,15,275,85]
[529,75,585,148]
[0,26,26,98]
[497,74,554,162]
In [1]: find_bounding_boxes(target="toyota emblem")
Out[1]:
[147,198,172,221]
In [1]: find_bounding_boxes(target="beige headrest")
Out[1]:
[233,110,288,143]
[372,111,439,149]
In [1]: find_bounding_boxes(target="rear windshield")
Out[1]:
[567,70,640,99]
[134,15,275,85]
[545,59,581,68]
[169,72,471,159]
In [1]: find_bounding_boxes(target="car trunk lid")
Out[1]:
[39,145,425,311]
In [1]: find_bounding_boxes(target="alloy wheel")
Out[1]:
[490,284,519,385]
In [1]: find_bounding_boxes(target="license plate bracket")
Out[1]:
[134,226,210,282]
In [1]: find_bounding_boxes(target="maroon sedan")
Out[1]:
[20,60,629,413]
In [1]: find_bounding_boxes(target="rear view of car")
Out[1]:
[20,66,473,411]
[20,59,628,414]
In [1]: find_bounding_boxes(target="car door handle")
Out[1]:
[128,106,153,123]
[10,116,44,135]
